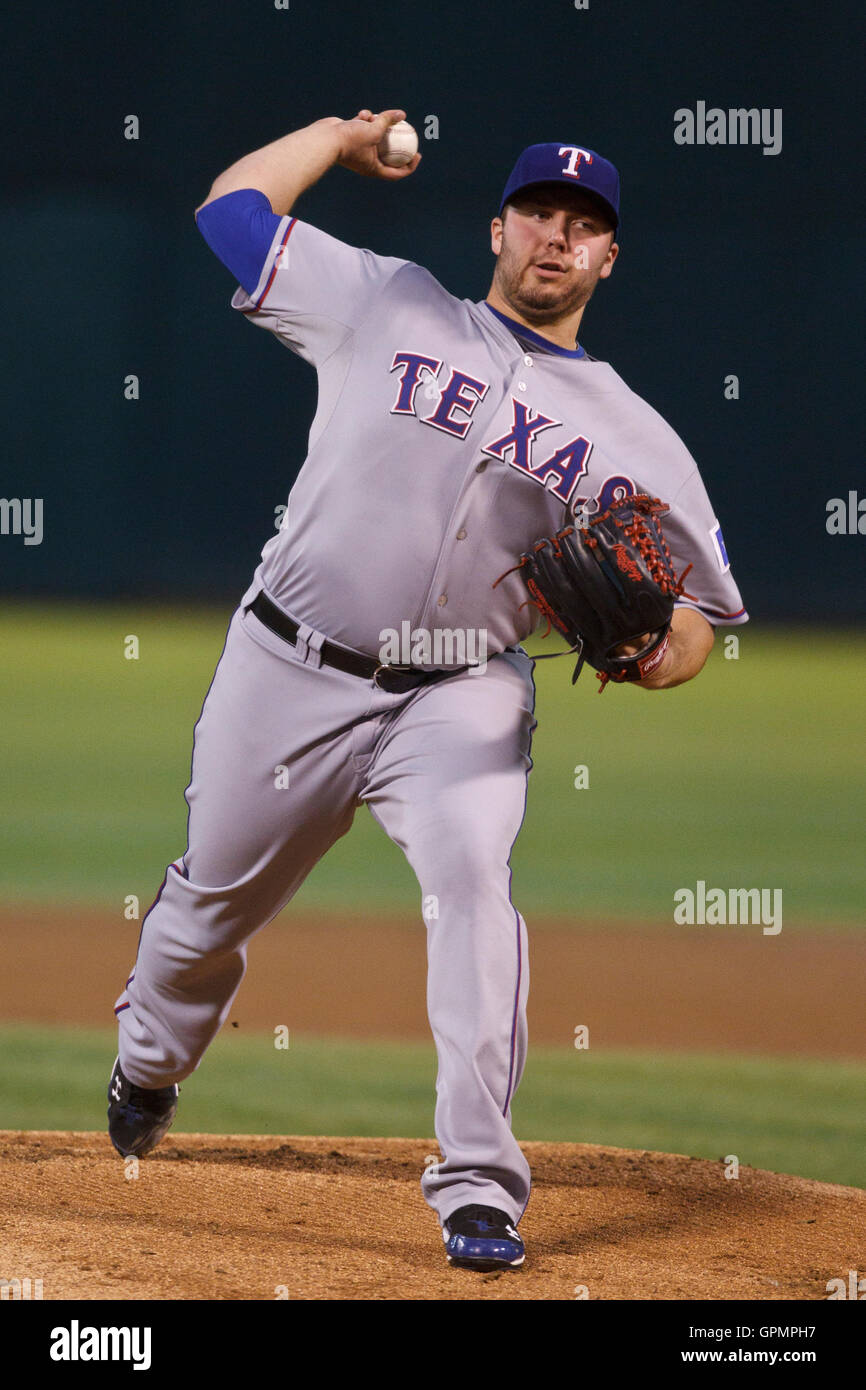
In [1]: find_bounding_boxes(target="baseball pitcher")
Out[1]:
[107,109,747,1272]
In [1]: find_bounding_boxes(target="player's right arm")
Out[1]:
[194,111,418,366]
[195,109,420,217]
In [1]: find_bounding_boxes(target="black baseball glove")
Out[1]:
[497,493,693,690]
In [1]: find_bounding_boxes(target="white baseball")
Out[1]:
[377,119,418,168]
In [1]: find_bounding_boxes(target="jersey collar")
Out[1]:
[482,301,586,359]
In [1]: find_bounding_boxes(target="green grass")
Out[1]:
[1,602,864,926]
[0,1024,862,1189]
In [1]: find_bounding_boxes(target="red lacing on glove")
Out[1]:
[588,495,699,602]
[491,532,561,590]
[596,670,623,693]
[509,596,550,638]
[491,499,702,666]
[525,577,571,639]
[492,545,565,640]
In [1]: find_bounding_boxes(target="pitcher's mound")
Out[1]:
[1,1132,861,1300]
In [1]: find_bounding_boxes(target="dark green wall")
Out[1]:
[3,0,862,616]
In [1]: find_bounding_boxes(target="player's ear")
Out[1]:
[599,239,619,278]
[491,217,503,255]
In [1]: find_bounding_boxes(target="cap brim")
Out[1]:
[500,180,618,234]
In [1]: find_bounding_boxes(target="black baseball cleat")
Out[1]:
[107,1056,179,1158]
[443,1204,525,1270]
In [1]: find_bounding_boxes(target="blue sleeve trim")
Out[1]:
[195,189,283,295]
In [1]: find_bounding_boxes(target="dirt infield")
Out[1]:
[4,906,866,1055]
[1,1131,861,1301]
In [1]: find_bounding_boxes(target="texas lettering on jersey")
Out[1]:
[389,350,593,504]
[573,473,637,518]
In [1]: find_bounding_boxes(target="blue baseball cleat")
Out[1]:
[107,1056,179,1158]
[443,1205,525,1270]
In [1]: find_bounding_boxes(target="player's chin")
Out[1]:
[520,271,572,299]
[516,284,574,314]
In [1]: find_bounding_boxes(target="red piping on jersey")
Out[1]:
[678,602,747,621]
[247,217,298,313]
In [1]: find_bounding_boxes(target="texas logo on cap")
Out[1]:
[499,142,621,237]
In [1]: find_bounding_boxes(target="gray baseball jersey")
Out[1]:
[231,211,746,656]
[114,188,746,1232]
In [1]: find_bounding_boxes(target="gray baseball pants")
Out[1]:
[114,597,536,1224]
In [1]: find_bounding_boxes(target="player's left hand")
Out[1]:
[500,492,692,691]
[335,109,422,181]
[613,633,653,658]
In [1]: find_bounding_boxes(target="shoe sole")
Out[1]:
[442,1220,525,1271]
[109,1116,176,1159]
[447,1253,525,1271]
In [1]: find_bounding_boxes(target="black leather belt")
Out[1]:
[247,592,469,694]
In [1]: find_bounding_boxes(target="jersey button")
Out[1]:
[518,381,527,391]
[437,594,447,607]
[456,528,467,540]
[475,460,488,472]
[523,354,533,366]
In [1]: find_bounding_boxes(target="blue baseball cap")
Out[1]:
[499,143,621,236]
